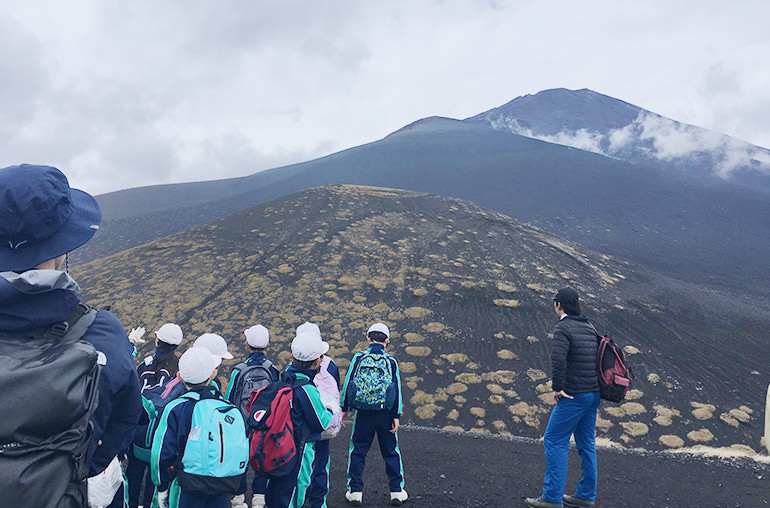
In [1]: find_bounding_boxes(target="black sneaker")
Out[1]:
[563,494,595,507]
[524,496,563,508]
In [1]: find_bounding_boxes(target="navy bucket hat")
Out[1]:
[0,164,101,272]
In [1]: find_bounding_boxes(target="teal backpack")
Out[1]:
[176,391,249,496]
[350,353,396,410]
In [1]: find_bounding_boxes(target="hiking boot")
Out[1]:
[230,494,247,508]
[563,495,595,507]
[345,491,363,506]
[524,496,563,508]
[251,494,266,508]
[390,490,408,506]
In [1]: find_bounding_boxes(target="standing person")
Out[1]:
[151,347,248,508]
[340,323,407,506]
[127,323,185,508]
[194,332,235,391]
[525,287,600,508]
[138,323,184,391]
[264,332,333,508]
[297,322,343,508]
[225,324,280,508]
[0,164,142,508]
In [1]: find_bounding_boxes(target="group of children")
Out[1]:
[127,321,407,508]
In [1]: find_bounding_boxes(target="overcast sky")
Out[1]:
[2,1,768,196]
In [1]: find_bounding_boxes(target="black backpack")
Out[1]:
[589,323,632,403]
[0,302,100,508]
[229,360,275,420]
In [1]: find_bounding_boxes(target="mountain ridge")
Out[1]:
[76,88,770,296]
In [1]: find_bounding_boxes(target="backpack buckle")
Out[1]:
[48,321,69,338]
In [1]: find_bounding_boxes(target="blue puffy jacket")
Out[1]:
[0,270,143,475]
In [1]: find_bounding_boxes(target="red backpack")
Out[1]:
[245,379,306,477]
[590,323,632,403]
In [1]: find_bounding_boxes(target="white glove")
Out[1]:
[128,327,146,344]
[157,489,169,508]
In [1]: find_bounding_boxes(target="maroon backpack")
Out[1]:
[590,323,632,403]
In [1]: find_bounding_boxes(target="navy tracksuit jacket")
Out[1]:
[265,365,332,508]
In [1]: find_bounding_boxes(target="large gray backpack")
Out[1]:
[0,302,100,508]
[230,360,275,420]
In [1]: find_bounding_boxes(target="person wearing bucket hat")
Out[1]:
[0,164,142,507]
[296,322,343,508]
[340,322,407,506]
[225,325,280,508]
[263,333,333,508]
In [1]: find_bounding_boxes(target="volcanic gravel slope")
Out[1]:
[75,185,770,454]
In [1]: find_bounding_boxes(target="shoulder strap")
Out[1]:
[43,302,97,341]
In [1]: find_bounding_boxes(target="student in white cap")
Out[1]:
[151,347,248,508]
[128,322,184,508]
[225,325,280,508]
[341,322,407,506]
[193,333,233,391]
[263,333,333,508]
[138,323,184,391]
[194,333,234,359]
[296,322,343,508]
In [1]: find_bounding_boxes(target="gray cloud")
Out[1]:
[1,1,769,194]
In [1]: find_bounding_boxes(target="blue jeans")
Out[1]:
[542,391,600,504]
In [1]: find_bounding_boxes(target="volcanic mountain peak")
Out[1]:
[76,184,768,453]
[385,116,475,137]
[467,88,770,182]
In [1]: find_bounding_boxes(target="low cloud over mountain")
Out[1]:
[467,88,770,184]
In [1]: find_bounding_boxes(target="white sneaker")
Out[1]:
[390,490,408,506]
[345,491,363,506]
[230,494,247,508]
[251,493,266,508]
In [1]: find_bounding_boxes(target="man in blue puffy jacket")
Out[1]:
[0,164,143,508]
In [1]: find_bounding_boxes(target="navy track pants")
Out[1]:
[346,410,405,493]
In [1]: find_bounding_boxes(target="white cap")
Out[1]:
[291,333,330,362]
[245,325,270,349]
[178,347,221,384]
[193,333,234,360]
[155,323,183,345]
[367,322,390,339]
[296,321,321,338]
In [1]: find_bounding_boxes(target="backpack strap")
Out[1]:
[587,321,602,339]
[43,302,97,341]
